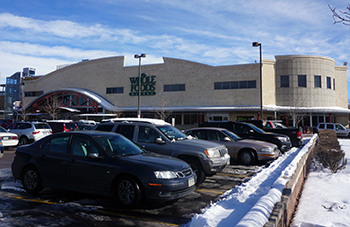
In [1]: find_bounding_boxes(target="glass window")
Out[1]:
[333,78,335,90]
[106,87,124,94]
[327,77,331,89]
[280,75,289,87]
[95,124,114,132]
[314,76,321,88]
[138,126,160,143]
[187,130,207,140]
[72,136,99,157]
[164,84,185,92]
[116,125,135,140]
[42,136,70,153]
[298,75,307,87]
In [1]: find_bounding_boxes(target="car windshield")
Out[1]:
[223,130,242,141]
[157,125,187,140]
[248,123,266,133]
[94,135,143,157]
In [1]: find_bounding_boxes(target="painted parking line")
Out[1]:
[0,191,179,227]
[195,189,224,194]
[216,172,249,178]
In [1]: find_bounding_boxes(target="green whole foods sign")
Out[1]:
[129,73,156,96]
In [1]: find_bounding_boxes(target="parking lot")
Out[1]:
[0,147,268,226]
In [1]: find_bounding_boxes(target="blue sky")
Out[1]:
[0,0,349,99]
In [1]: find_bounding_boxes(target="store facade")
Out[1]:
[22,55,349,129]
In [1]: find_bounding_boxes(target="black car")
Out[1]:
[200,121,292,153]
[12,131,195,208]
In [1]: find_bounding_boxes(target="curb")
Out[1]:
[264,136,318,227]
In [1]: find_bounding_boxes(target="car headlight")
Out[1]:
[205,148,221,158]
[154,171,177,179]
[261,147,274,153]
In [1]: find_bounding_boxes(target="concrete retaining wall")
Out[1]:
[264,136,318,227]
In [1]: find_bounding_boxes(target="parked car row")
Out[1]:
[8,117,312,208]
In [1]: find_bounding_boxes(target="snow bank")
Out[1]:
[187,134,317,227]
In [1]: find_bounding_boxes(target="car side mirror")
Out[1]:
[155,137,166,144]
[224,137,231,142]
[87,153,101,159]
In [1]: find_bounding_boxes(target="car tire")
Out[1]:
[239,150,255,165]
[22,166,43,194]
[19,136,29,146]
[116,176,142,208]
[185,158,205,185]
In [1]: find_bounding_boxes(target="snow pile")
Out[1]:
[187,135,317,227]
[291,139,350,226]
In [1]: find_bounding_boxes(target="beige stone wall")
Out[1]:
[275,55,344,108]
[24,56,264,109]
[23,55,348,119]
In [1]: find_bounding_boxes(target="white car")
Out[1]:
[0,126,19,147]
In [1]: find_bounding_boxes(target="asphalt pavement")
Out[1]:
[0,148,15,169]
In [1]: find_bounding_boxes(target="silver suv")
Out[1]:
[7,122,52,145]
[94,118,230,185]
[316,123,350,138]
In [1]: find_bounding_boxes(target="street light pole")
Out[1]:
[134,53,146,118]
[252,42,263,120]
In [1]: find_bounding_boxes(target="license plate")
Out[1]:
[2,136,9,140]
[188,176,195,187]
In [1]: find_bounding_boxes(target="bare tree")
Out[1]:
[43,95,62,120]
[329,4,350,25]
[155,98,172,120]
[283,89,310,128]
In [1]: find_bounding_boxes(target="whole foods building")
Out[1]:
[22,55,349,129]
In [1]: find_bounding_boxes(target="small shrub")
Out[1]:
[314,130,347,173]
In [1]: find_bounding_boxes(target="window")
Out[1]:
[214,80,256,90]
[72,136,99,157]
[333,78,335,90]
[95,124,114,132]
[116,125,135,140]
[208,130,226,141]
[25,91,44,97]
[298,75,306,87]
[42,136,70,153]
[138,126,159,143]
[327,77,331,89]
[280,75,289,87]
[187,130,207,140]
[314,76,321,88]
[164,84,185,92]
[106,87,123,94]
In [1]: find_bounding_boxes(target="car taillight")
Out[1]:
[11,136,18,140]
[14,151,17,158]
[50,130,53,134]
[32,131,40,135]
[297,130,302,139]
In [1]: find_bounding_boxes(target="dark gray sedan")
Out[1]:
[11,131,195,208]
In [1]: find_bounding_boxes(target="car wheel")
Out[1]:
[239,150,255,165]
[22,166,43,194]
[19,137,29,146]
[116,176,141,208]
[186,158,205,185]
